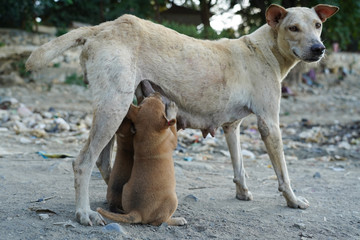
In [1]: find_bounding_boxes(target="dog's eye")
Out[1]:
[289,26,299,32]
[315,23,322,29]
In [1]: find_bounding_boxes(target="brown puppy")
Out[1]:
[106,116,134,213]
[97,93,186,226]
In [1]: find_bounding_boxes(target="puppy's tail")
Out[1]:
[26,26,95,71]
[97,207,142,224]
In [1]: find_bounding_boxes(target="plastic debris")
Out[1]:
[37,151,73,159]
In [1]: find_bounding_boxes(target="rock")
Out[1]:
[299,127,326,143]
[19,137,32,144]
[293,222,306,230]
[184,194,199,202]
[38,214,49,220]
[54,118,70,131]
[313,172,321,178]
[17,104,32,117]
[241,149,255,159]
[13,120,28,134]
[338,141,351,150]
[102,223,127,234]
[41,111,53,119]
[30,129,48,138]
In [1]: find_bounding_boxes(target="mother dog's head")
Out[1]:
[266,4,338,62]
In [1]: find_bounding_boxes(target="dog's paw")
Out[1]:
[76,209,106,226]
[287,196,309,209]
[236,191,253,201]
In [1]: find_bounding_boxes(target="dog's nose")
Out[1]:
[311,43,325,55]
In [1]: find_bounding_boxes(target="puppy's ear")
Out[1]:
[313,4,339,22]
[163,114,176,128]
[126,104,140,122]
[266,4,288,28]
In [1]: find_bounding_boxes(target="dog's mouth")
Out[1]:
[292,50,322,62]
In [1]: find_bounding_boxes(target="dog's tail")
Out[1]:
[97,207,142,224]
[26,26,96,71]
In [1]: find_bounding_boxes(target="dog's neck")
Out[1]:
[249,25,300,81]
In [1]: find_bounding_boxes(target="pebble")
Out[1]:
[184,194,199,202]
[54,118,70,131]
[17,104,33,117]
[19,137,32,144]
[102,223,127,234]
[38,214,49,220]
[241,149,255,159]
[293,222,306,230]
[313,172,321,178]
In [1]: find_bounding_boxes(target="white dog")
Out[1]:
[26,4,338,226]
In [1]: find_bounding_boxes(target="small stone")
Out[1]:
[38,214,49,220]
[19,137,32,144]
[184,194,199,202]
[0,127,8,132]
[17,104,33,117]
[313,172,321,178]
[54,118,70,131]
[241,149,255,159]
[338,141,351,150]
[293,222,306,230]
[102,223,127,234]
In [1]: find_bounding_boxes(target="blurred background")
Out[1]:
[0,0,359,50]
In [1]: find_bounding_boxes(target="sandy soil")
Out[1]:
[0,73,359,240]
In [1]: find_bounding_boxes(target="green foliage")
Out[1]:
[53,63,61,68]
[65,73,86,87]
[0,42,5,47]
[0,0,358,50]
[15,59,30,78]
[56,27,68,37]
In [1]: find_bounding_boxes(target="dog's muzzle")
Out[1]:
[306,43,326,62]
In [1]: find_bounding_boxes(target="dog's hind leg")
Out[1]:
[95,135,115,185]
[73,48,136,225]
[223,120,253,201]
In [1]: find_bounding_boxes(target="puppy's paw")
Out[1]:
[76,209,106,226]
[167,217,187,226]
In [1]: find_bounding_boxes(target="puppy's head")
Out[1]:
[126,93,176,133]
[266,4,338,62]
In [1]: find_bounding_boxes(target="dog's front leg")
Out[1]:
[257,116,309,209]
[223,120,253,201]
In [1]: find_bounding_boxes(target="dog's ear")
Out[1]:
[126,104,140,121]
[313,4,339,22]
[266,4,288,28]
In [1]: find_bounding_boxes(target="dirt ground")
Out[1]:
[0,70,359,240]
